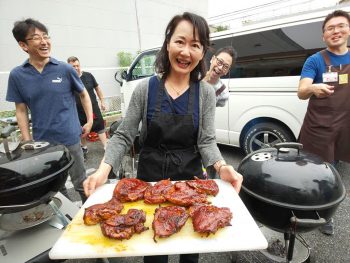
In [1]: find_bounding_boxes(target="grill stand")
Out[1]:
[49,200,70,228]
[285,232,296,262]
[259,225,312,263]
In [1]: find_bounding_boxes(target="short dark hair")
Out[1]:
[214,46,237,64]
[12,18,48,43]
[322,10,350,32]
[67,56,80,63]
[155,12,210,82]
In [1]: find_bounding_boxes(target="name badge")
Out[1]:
[323,72,338,83]
[339,74,348,85]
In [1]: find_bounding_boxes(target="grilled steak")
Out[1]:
[144,179,173,204]
[100,209,148,240]
[189,205,232,235]
[152,206,188,242]
[83,198,124,225]
[186,177,219,196]
[113,178,151,202]
[164,181,209,206]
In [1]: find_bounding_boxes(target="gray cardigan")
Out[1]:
[104,76,223,175]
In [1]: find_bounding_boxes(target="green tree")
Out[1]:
[215,25,230,32]
[117,51,134,67]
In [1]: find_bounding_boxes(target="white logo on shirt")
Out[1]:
[52,77,62,83]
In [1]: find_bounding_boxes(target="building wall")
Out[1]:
[0,0,207,111]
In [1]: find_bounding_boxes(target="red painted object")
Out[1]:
[87,132,99,142]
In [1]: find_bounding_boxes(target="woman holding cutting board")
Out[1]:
[83,11,243,263]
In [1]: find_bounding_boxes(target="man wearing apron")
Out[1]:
[298,10,350,236]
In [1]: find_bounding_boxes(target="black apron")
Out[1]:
[137,77,203,182]
[299,50,350,162]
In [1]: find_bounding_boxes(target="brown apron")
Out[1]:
[299,50,350,162]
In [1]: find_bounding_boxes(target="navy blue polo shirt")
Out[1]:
[6,57,84,145]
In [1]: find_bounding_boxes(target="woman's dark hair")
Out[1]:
[215,46,238,65]
[155,12,210,82]
[12,18,48,43]
[322,10,350,32]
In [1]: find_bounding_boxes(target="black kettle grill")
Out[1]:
[238,142,346,262]
[0,126,74,215]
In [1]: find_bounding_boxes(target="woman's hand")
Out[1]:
[218,165,243,193]
[83,161,111,197]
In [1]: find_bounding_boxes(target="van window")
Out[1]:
[130,53,157,80]
[229,49,321,78]
[211,21,325,78]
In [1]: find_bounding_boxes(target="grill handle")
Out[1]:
[275,142,303,153]
[275,143,303,161]
[290,215,326,228]
[0,199,42,213]
[0,125,16,139]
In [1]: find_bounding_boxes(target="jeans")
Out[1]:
[60,143,87,202]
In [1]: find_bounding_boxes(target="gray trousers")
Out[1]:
[60,143,87,202]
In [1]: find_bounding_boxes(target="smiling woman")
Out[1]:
[83,11,243,263]
[164,19,205,98]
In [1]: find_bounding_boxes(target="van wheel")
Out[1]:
[243,122,293,155]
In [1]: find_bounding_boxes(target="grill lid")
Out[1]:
[238,142,346,208]
[0,142,71,192]
[0,142,73,209]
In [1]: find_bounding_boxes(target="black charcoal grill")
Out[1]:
[238,142,346,262]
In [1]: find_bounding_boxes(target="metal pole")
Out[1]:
[134,0,142,51]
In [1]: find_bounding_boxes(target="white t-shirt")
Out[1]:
[212,79,229,107]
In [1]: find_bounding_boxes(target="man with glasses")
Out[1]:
[204,46,236,107]
[204,46,236,179]
[298,10,350,236]
[6,18,93,203]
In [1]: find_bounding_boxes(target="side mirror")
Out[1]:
[121,71,127,80]
[114,70,126,86]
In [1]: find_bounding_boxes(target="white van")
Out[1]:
[115,7,350,154]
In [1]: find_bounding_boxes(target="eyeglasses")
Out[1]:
[215,56,230,71]
[324,23,349,33]
[26,34,51,42]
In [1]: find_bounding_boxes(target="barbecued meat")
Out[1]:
[100,209,149,240]
[186,177,219,196]
[113,178,151,202]
[144,179,173,204]
[83,198,124,225]
[152,206,188,242]
[189,204,232,235]
[164,181,209,206]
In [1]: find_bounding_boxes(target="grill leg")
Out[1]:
[286,233,296,262]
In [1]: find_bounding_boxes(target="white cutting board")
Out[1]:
[49,180,267,259]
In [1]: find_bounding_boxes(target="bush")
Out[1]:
[0,110,16,118]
